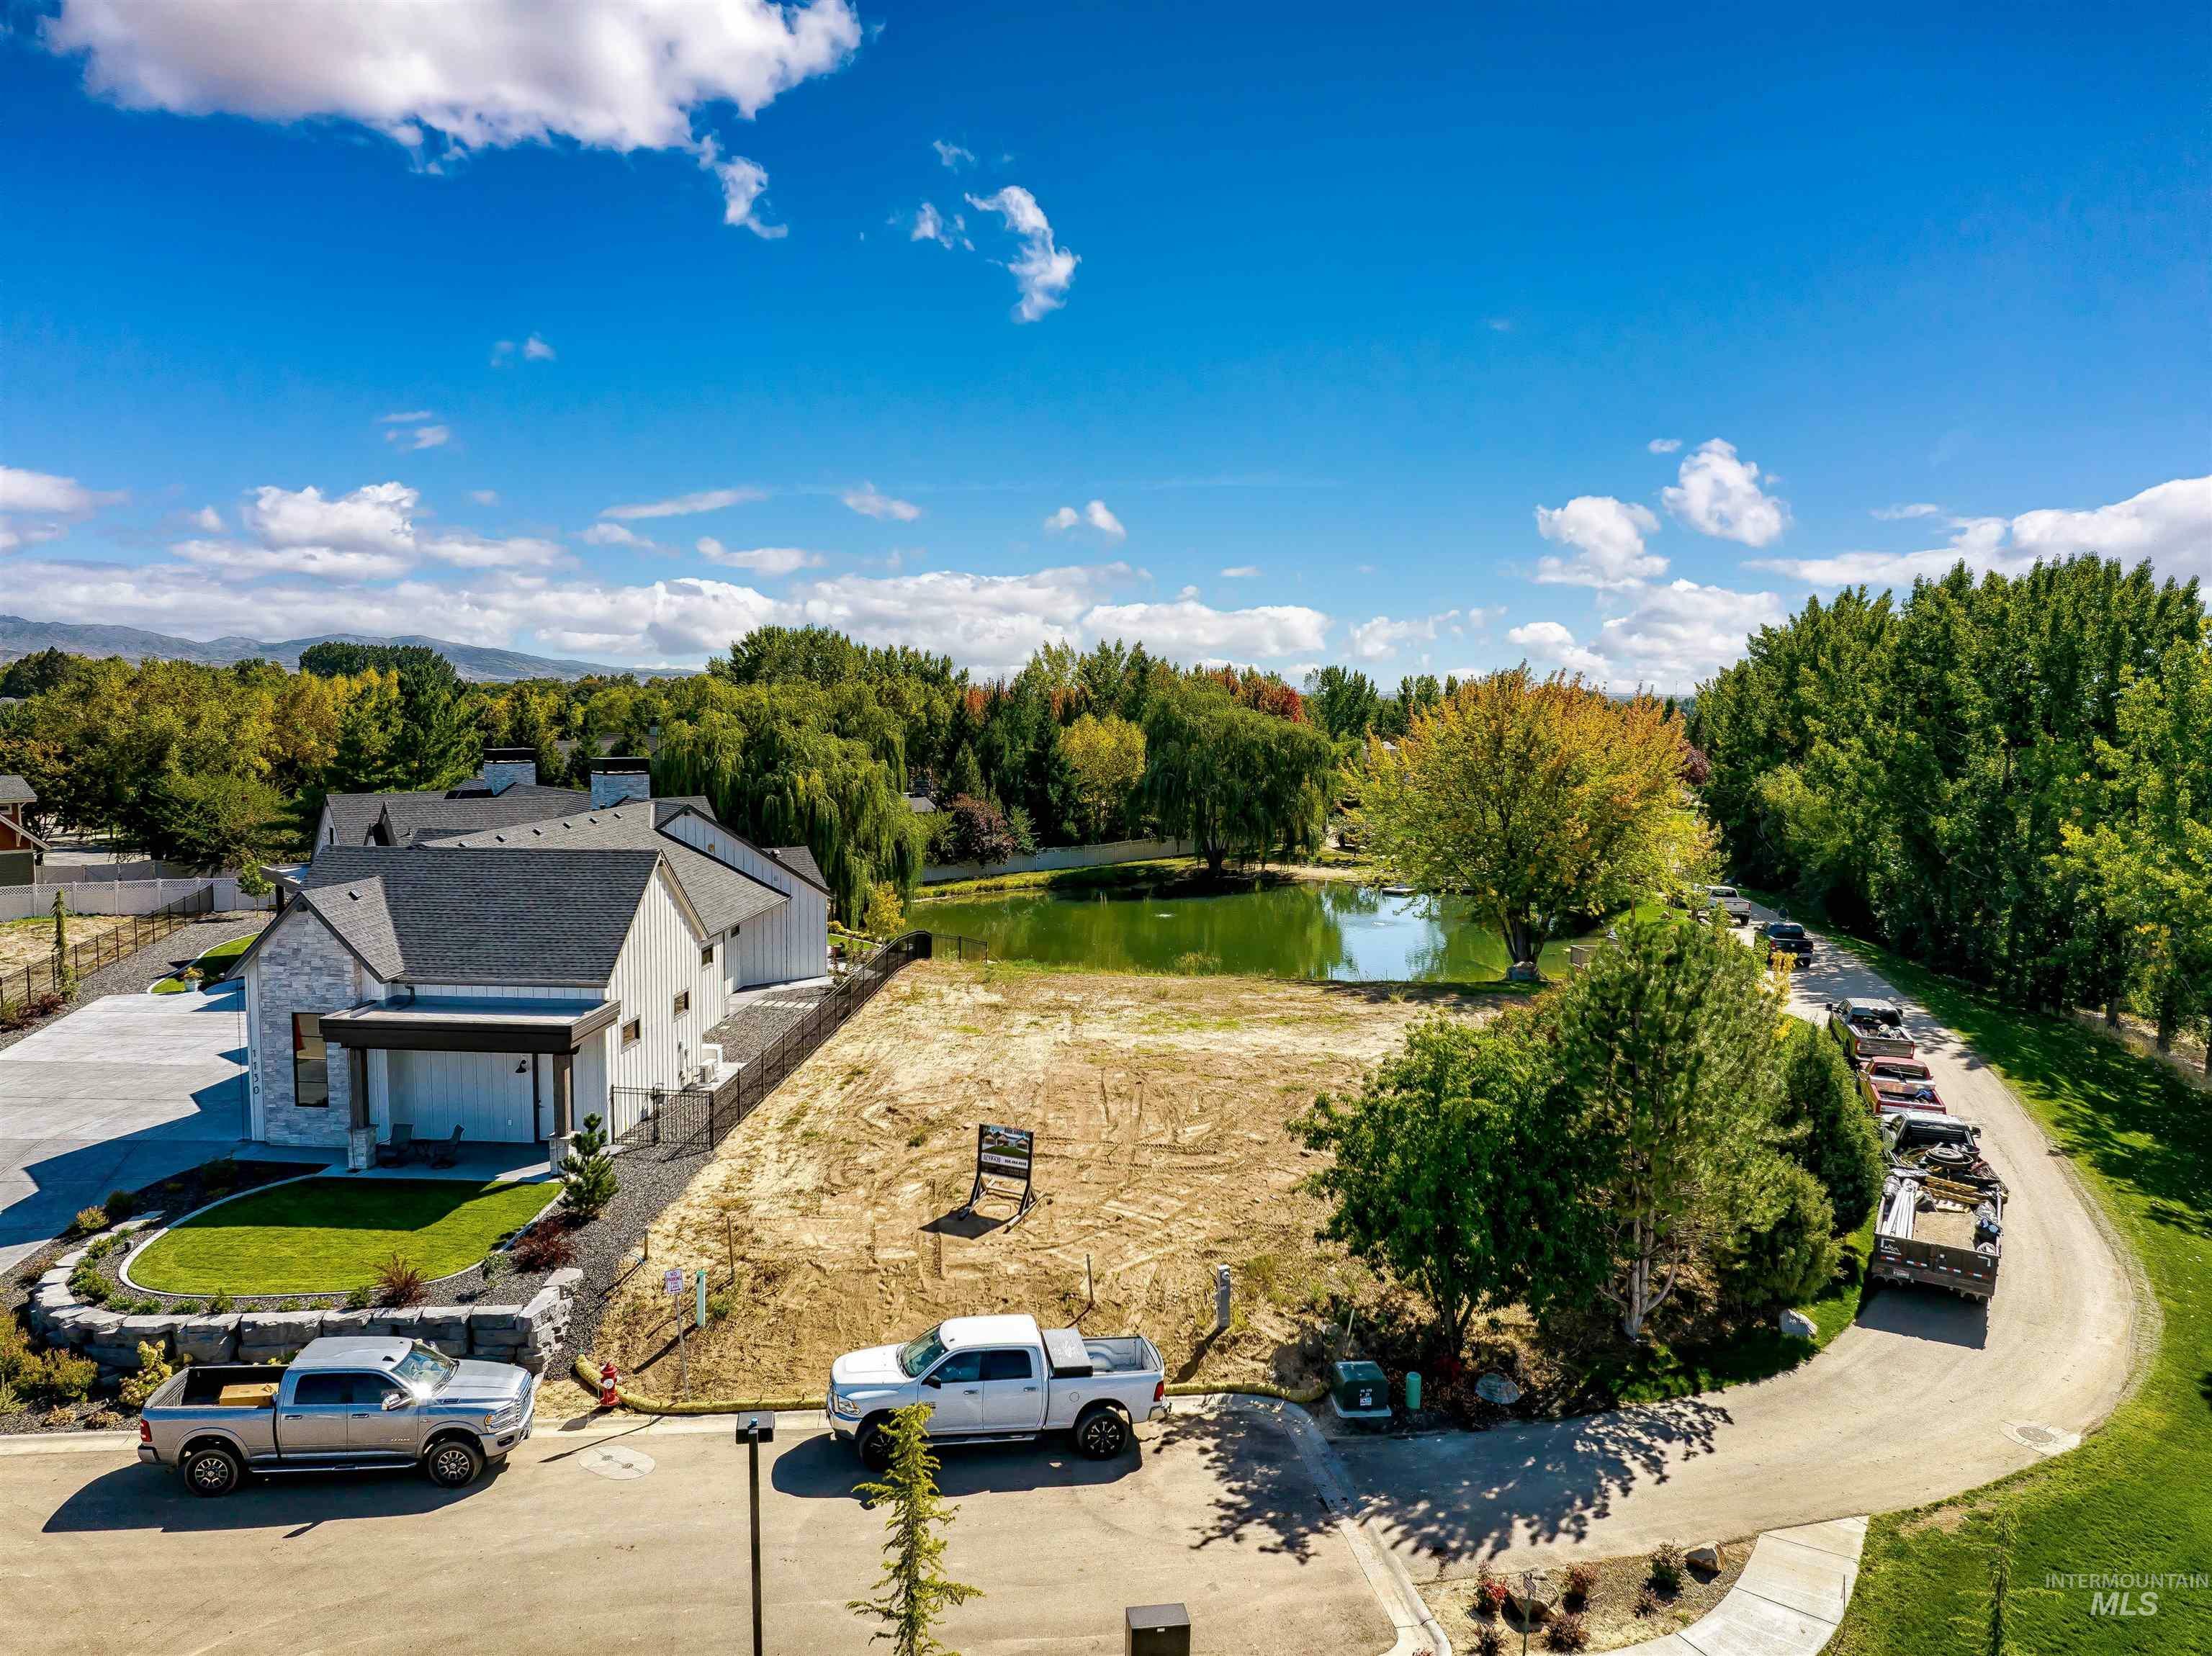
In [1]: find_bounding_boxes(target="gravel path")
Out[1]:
[0,912,269,1056]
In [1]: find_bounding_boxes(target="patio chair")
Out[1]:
[429,1125,464,1169]
[375,1123,413,1168]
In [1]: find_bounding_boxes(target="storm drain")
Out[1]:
[2004,1421,2080,1457]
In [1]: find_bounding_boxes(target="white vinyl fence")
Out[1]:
[922,837,1196,886]
[0,876,274,922]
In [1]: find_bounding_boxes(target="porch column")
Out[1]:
[345,1046,374,1172]
[549,1050,576,1170]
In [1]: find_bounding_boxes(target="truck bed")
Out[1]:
[166,1366,284,1408]
[1874,1174,2001,1299]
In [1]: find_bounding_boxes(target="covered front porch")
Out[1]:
[317,996,617,1171]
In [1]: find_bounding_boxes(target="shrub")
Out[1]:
[82,1232,120,1261]
[1649,1542,1684,1595]
[1563,1563,1596,1608]
[1470,1624,1505,1656]
[0,1317,33,1387]
[171,1299,204,1315]
[71,1207,108,1238]
[102,1189,137,1223]
[343,1284,374,1311]
[118,1341,174,1410]
[1477,1577,1510,1617]
[559,1114,619,1220]
[1635,1584,1660,1616]
[30,1349,96,1405]
[371,1254,428,1308]
[1544,1611,1589,1652]
[83,1405,122,1429]
[480,1249,513,1287]
[511,1223,577,1273]
[1722,1157,1842,1309]
[68,1268,109,1306]
[207,1294,233,1313]
[705,1289,735,1323]
[199,1158,238,1197]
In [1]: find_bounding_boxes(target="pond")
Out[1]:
[917,878,1583,984]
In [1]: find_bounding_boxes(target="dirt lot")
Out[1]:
[0,912,132,971]
[602,959,1501,1398]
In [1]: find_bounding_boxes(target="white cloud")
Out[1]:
[792,564,1126,673]
[1043,500,1123,539]
[601,487,763,520]
[842,482,922,522]
[522,333,555,361]
[469,489,500,506]
[1533,496,1665,588]
[932,140,974,169]
[383,423,450,450]
[377,409,435,424]
[697,139,783,238]
[0,464,125,516]
[173,537,413,582]
[1662,438,1791,547]
[1512,582,1786,694]
[909,201,967,249]
[965,186,1078,322]
[45,1,860,234]
[580,521,661,549]
[1043,506,1080,531]
[1082,598,1331,662]
[1348,609,1467,660]
[696,539,820,576]
[1871,502,1941,521]
[416,531,569,570]
[188,505,224,531]
[1758,475,2212,588]
[244,482,418,554]
[1485,318,1512,333]
[1508,619,1611,680]
[1220,565,1260,578]
[1647,438,1682,454]
[492,335,557,366]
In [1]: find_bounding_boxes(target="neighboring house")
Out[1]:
[243,755,832,1169]
[903,792,938,816]
[0,775,45,886]
[310,747,588,851]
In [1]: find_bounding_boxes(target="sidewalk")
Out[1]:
[1616,1518,1865,1655]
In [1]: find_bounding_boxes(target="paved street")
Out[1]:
[0,1404,1391,1656]
[1338,907,2141,1576]
[0,982,253,1272]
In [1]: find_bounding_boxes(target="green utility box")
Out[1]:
[1328,1359,1393,1427]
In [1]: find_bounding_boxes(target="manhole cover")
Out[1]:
[2003,1422,2079,1457]
[579,1445,657,1480]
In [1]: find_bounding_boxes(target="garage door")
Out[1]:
[387,1050,539,1143]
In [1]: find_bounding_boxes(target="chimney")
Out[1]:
[590,757,652,810]
[479,747,538,794]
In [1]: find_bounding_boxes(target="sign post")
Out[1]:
[735,1410,776,1656]
[665,1268,688,1398]
[954,1123,1038,1226]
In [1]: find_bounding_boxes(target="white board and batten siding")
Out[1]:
[658,812,831,988]
[596,862,728,1135]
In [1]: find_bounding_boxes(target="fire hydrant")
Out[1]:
[598,1361,620,1409]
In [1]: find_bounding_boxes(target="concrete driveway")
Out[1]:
[1,1406,1391,1656]
[1337,905,2143,1575]
[0,983,251,1272]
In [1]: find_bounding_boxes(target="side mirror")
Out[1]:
[382,1390,410,1410]
[922,1374,942,1390]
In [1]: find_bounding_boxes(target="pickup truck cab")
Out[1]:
[138,1336,535,1498]
[1861,1056,1944,1114]
[827,1314,1167,1472]
[1761,921,1814,963]
[1827,997,1915,1063]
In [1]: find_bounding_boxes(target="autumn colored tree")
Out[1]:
[1058,714,1146,840]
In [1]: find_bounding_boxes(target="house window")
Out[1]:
[673,989,691,1017]
[621,1018,641,1048]
[292,1013,329,1108]
[700,941,716,967]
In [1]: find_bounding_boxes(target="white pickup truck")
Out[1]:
[827,1314,1168,1470]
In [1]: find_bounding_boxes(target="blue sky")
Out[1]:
[2,1,2206,688]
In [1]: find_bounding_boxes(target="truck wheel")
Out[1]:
[424,1437,484,1489]
[181,1445,243,1498]
[857,1422,894,1474]
[1074,1406,1129,1461]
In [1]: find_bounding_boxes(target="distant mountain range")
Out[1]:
[0,617,649,683]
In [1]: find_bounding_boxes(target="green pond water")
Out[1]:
[917,880,1579,984]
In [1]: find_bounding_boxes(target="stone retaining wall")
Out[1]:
[27,1255,581,1376]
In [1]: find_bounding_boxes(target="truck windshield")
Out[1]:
[392,1344,457,1390]
[897,1327,948,1377]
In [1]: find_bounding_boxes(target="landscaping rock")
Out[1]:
[36,1268,72,1292]
[174,1316,240,1363]
[236,1310,324,1361]
[467,1304,529,1335]
[119,1314,181,1356]
[1778,1308,1817,1340]
[1506,1578,1555,1624]
[361,1309,423,1339]
[45,1305,102,1348]
[543,1267,583,1298]
[1687,1543,1725,1572]
[55,1249,86,1272]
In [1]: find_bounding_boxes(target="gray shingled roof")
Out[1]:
[0,775,37,806]
[282,847,663,986]
[318,793,390,848]
[375,786,589,846]
[769,845,827,890]
[423,804,786,935]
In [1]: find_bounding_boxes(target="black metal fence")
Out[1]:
[0,883,217,1014]
[611,927,980,1161]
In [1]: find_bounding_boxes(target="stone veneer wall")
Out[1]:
[250,906,359,1149]
[27,1260,580,1376]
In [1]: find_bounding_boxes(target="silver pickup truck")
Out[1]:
[137,1336,535,1497]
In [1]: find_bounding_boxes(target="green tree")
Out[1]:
[143,768,288,869]
[1058,714,1146,840]
[557,1114,619,1219]
[862,881,906,938]
[1772,1017,1885,1230]
[1295,1012,1608,1354]
[1141,678,1335,873]
[1303,665,1383,743]
[849,1403,981,1656]
[1359,667,1702,968]
[1552,914,1786,1339]
[1719,1157,1840,1307]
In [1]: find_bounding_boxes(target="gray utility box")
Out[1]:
[1328,1359,1393,1427]
[1126,1602,1190,1656]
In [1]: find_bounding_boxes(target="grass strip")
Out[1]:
[150,932,254,993]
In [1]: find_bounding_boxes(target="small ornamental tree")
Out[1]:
[559,1112,619,1220]
[849,1403,981,1656]
[1773,1017,1884,1231]
[862,881,907,940]
[945,796,1017,867]
[51,889,77,998]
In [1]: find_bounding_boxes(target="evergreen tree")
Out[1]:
[849,1404,981,1656]
[557,1114,619,1219]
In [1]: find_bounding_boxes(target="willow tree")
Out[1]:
[1359,667,1700,968]
[1140,678,1335,873]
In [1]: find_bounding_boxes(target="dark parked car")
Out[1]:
[1762,921,1814,962]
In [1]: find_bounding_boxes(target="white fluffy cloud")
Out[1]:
[416,531,568,570]
[1046,500,1123,539]
[244,482,418,554]
[45,0,858,226]
[696,539,820,576]
[1511,582,1786,694]
[179,480,568,581]
[384,423,450,450]
[965,186,1078,322]
[1082,598,1330,663]
[188,505,225,531]
[698,140,783,238]
[909,202,968,249]
[1755,475,2212,589]
[601,487,763,520]
[0,463,126,552]
[932,140,974,170]
[174,537,414,582]
[842,482,922,522]
[793,564,1127,672]
[1647,438,1681,454]
[1348,609,1470,660]
[1533,496,1665,588]
[580,521,661,549]
[1662,438,1791,546]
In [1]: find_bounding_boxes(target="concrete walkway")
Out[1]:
[1620,1518,1866,1655]
[1338,904,2141,1578]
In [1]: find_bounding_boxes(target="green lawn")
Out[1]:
[130,1177,556,1293]
[150,932,256,994]
[1807,936,2212,1655]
